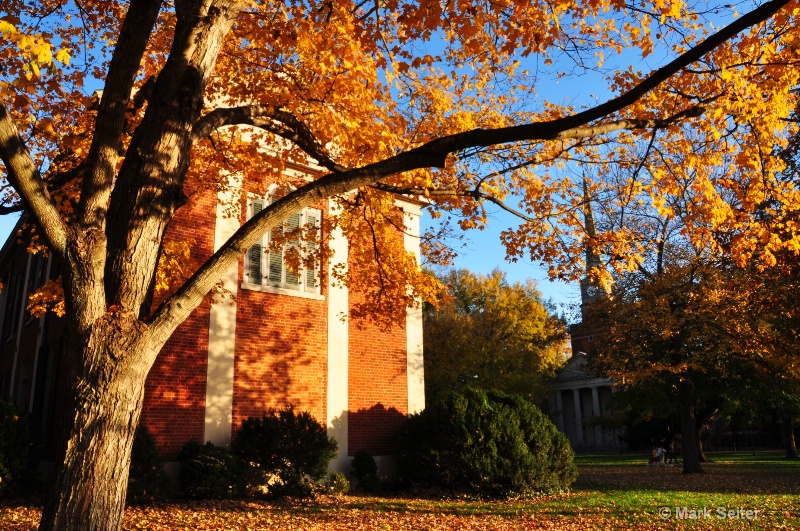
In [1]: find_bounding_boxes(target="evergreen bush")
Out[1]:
[231,407,337,498]
[127,425,172,504]
[0,400,31,497]
[396,388,577,498]
[179,440,246,499]
[351,449,380,492]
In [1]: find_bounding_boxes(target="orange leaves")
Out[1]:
[154,239,195,298]
[3,0,800,333]
[26,277,65,318]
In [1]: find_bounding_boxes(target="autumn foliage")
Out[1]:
[3,0,800,530]
[423,269,567,403]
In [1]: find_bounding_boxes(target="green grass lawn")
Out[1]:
[543,450,800,529]
[1,451,798,530]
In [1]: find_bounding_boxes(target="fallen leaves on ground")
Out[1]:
[1,455,798,530]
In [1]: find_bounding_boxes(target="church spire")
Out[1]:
[583,178,601,272]
[580,178,604,316]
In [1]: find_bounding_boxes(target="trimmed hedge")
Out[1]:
[128,425,172,504]
[179,441,246,499]
[396,388,577,498]
[231,407,337,498]
[0,400,31,497]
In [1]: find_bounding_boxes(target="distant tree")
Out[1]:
[423,269,568,404]
[588,250,752,473]
[732,260,800,459]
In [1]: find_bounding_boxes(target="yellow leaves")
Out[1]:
[54,48,71,65]
[0,17,69,79]
[155,239,194,297]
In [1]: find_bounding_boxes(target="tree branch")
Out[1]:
[0,203,25,215]
[77,0,164,229]
[370,182,544,223]
[0,104,68,256]
[192,104,348,172]
[145,0,790,342]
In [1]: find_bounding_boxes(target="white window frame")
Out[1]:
[242,192,323,300]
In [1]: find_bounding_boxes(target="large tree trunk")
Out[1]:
[782,413,799,459]
[39,317,153,531]
[678,379,705,474]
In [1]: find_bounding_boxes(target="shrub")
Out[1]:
[395,388,577,498]
[232,407,338,498]
[321,471,350,494]
[351,449,378,480]
[351,449,380,492]
[0,400,31,497]
[127,425,172,504]
[179,441,246,499]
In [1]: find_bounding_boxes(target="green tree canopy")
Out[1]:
[424,269,568,403]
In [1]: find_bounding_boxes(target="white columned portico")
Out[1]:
[326,197,350,472]
[204,176,242,448]
[591,386,603,446]
[572,388,584,447]
[554,391,565,433]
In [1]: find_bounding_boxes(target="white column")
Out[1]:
[572,388,584,447]
[204,177,242,448]
[591,386,603,446]
[554,391,565,433]
[401,200,425,415]
[326,197,350,472]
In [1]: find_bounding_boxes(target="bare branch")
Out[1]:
[370,182,545,223]
[0,203,25,215]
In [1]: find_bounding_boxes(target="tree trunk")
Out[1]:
[678,379,705,474]
[782,413,799,459]
[696,427,709,462]
[39,320,152,531]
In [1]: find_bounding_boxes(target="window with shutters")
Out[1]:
[244,195,322,297]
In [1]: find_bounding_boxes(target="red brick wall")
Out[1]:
[231,285,328,430]
[348,293,408,456]
[141,186,216,460]
[141,303,211,460]
[231,189,330,431]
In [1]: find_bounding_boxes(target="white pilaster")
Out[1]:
[9,253,32,399]
[591,386,603,446]
[326,198,350,471]
[572,388,584,447]
[204,178,242,448]
[28,253,53,412]
[401,200,425,414]
[554,391,565,433]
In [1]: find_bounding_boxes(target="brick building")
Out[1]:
[0,169,425,475]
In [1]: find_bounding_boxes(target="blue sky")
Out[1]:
[421,211,581,316]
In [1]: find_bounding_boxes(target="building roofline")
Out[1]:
[0,212,29,269]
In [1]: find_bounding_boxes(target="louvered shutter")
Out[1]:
[248,200,264,284]
[283,213,301,288]
[266,195,282,286]
[304,210,319,292]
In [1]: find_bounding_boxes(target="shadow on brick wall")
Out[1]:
[330,403,407,457]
